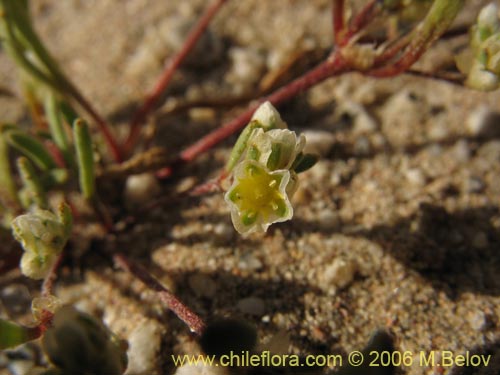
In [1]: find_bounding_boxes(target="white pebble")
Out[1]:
[466,106,499,137]
[405,168,426,186]
[320,258,357,289]
[301,130,335,157]
[125,320,164,375]
[124,173,161,206]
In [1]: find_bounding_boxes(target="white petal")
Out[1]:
[251,101,287,129]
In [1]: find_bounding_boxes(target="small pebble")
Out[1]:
[405,168,426,187]
[319,258,357,290]
[238,253,263,271]
[301,130,335,157]
[125,320,164,375]
[188,274,217,298]
[237,297,266,316]
[124,173,161,206]
[466,106,500,138]
[427,118,449,141]
[467,310,495,332]
[317,210,340,231]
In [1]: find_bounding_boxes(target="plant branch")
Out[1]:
[368,0,465,77]
[341,0,380,46]
[123,0,228,156]
[332,0,345,45]
[42,252,64,297]
[177,52,348,164]
[114,253,206,335]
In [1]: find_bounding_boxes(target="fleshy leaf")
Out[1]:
[5,130,57,171]
[0,318,41,350]
[73,119,95,200]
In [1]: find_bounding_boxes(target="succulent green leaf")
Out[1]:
[0,318,41,350]
[45,93,71,161]
[59,101,79,128]
[5,129,57,170]
[17,156,48,209]
[73,119,95,200]
[0,125,19,207]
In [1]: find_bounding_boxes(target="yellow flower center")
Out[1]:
[228,163,288,226]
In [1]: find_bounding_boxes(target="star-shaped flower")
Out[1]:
[224,160,293,234]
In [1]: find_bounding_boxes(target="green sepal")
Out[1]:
[292,153,318,173]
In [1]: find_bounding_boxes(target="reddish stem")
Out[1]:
[44,140,66,168]
[341,0,380,46]
[123,0,228,156]
[42,252,64,297]
[368,41,428,77]
[332,0,345,45]
[114,253,206,335]
[178,52,348,164]
[373,34,412,66]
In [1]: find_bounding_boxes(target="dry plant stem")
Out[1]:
[178,52,349,163]
[332,0,345,45]
[123,0,228,155]
[114,253,206,335]
[42,253,64,297]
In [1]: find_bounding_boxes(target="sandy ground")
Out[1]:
[1,1,500,375]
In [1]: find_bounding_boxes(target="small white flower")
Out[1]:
[247,128,306,171]
[224,101,317,234]
[224,160,293,234]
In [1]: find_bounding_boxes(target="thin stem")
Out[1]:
[178,52,348,164]
[114,253,206,335]
[332,0,345,46]
[373,33,412,66]
[341,0,380,46]
[42,252,64,297]
[123,0,228,155]
[368,0,464,77]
